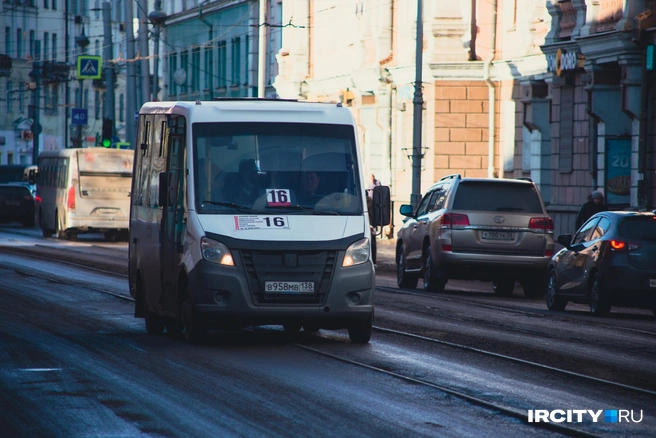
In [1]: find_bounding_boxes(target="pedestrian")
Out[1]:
[575,189,607,230]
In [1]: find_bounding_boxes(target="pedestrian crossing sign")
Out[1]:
[77,55,102,79]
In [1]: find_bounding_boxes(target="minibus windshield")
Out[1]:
[193,122,363,216]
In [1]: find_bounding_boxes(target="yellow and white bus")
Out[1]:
[37,147,133,241]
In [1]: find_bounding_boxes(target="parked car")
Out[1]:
[546,211,656,316]
[396,175,553,297]
[0,183,36,228]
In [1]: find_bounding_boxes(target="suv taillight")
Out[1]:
[67,186,76,210]
[609,240,641,252]
[529,217,553,232]
[442,213,470,228]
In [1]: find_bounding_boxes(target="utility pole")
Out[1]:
[102,2,115,135]
[75,26,90,147]
[137,0,151,106]
[29,40,42,164]
[149,0,167,101]
[125,0,137,146]
[411,0,424,209]
[258,0,267,98]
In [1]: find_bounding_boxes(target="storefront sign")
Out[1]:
[605,138,631,206]
[546,48,585,76]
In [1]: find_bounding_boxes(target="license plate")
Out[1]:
[481,231,515,241]
[265,281,314,294]
[650,279,656,288]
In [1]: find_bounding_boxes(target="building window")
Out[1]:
[6,81,12,112]
[94,90,100,119]
[53,84,59,115]
[168,52,177,95]
[204,45,212,91]
[5,27,10,57]
[18,84,23,113]
[217,41,226,88]
[52,33,57,60]
[94,0,100,19]
[119,94,124,122]
[52,0,57,11]
[29,31,35,59]
[17,29,23,58]
[191,47,200,92]
[231,37,240,86]
[180,50,188,94]
[559,86,574,173]
[44,0,49,9]
[44,86,52,115]
[245,35,249,86]
[44,32,49,61]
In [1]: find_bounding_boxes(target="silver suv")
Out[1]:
[396,175,554,297]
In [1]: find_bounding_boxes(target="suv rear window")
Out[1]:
[452,182,544,213]
[618,216,656,240]
[0,186,30,198]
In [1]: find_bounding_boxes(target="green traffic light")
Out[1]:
[102,139,111,147]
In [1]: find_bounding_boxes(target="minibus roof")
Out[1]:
[139,99,356,125]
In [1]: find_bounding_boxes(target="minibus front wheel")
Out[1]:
[347,311,373,344]
[182,283,207,344]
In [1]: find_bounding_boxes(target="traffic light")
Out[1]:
[101,118,113,147]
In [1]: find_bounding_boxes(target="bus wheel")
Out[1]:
[182,284,207,344]
[55,212,67,240]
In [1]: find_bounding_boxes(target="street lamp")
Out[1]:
[75,26,90,147]
[148,1,167,101]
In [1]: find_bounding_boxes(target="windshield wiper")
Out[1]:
[202,200,267,214]
[269,204,341,215]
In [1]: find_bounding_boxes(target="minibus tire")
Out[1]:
[145,312,166,335]
[348,313,373,344]
[182,284,207,344]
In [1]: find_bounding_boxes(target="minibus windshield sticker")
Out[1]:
[233,215,289,230]
[266,188,291,207]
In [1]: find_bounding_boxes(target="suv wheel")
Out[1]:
[545,269,567,311]
[396,245,418,289]
[589,272,611,316]
[423,246,446,293]
[493,279,515,297]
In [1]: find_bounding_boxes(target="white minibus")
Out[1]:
[129,99,390,344]
[37,147,133,241]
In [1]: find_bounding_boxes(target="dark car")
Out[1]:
[0,183,36,228]
[396,175,553,297]
[546,211,656,316]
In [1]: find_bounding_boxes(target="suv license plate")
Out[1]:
[481,231,515,241]
[650,279,656,288]
[265,281,314,294]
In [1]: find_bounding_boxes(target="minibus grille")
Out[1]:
[241,249,337,305]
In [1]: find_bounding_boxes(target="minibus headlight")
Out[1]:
[200,237,235,266]
[342,238,370,267]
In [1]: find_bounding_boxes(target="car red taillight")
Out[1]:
[35,195,41,203]
[609,240,641,251]
[442,213,470,228]
[545,248,553,257]
[67,186,76,210]
[442,243,452,252]
[529,217,553,232]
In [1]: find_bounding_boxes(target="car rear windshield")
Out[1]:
[618,216,656,240]
[452,182,544,213]
[0,186,30,198]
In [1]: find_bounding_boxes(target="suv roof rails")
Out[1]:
[439,173,462,181]
[516,177,533,182]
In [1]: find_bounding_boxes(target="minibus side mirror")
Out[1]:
[158,172,168,207]
[372,185,391,227]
